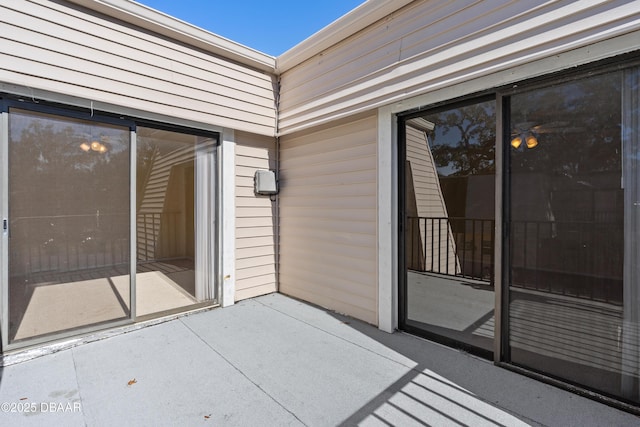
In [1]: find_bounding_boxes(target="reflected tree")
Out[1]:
[9,113,130,252]
[427,101,496,177]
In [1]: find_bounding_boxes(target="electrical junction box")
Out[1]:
[254,169,278,195]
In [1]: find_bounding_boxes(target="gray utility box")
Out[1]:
[254,169,278,195]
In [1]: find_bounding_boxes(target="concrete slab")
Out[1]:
[338,310,639,427]
[71,319,302,426]
[0,351,84,426]
[255,293,417,366]
[0,293,638,426]
[182,297,415,426]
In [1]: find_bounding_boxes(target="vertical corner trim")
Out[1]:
[377,105,398,333]
[221,128,236,307]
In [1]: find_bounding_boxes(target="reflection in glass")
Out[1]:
[404,99,496,353]
[135,127,216,317]
[8,109,130,342]
[507,69,640,403]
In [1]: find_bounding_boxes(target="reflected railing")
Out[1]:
[407,216,494,283]
[510,219,623,305]
[9,214,129,279]
[10,211,184,280]
[136,212,181,262]
[407,216,623,304]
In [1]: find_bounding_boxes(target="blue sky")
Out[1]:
[136,0,366,56]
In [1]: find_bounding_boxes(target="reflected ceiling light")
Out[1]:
[82,140,108,153]
[511,132,538,150]
[82,129,109,153]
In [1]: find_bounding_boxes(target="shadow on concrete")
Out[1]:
[327,313,528,426]
[324,310,636,427]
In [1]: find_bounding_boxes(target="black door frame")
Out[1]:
[396,95,497,361]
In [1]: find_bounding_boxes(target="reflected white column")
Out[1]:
[195,138,216,302]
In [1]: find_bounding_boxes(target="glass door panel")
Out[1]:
[402,99,496,354]
[506,69,640,403]
[136,127,216,317]
[7,108,131,344]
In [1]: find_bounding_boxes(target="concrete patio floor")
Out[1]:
[0,293,637,426]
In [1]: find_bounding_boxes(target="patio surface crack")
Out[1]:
[70,348,89,427]
[179,318,309,427]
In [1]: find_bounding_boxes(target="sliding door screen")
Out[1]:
[7,109,131,343]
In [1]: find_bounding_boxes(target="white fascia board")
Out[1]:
[66,0,276,73]
[276,0,414,73]
[406,118,435,132]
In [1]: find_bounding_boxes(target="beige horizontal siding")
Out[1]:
[237,246,274,260]
[1,0,276,135]
[279,113,378,325]
[235,131,277,301]
[235,283,277,301]
[405,123,458,274]
[406,126,448,219]
[278,0,640,134]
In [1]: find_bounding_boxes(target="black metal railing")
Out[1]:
[407,216,494,282]
[509,219,622,304]
[407,215,623,304]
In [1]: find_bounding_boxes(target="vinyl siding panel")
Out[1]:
[279,113,378,325]
[235,131,277,301]
[405,123,458,274]
[1,0,276,135]
[278,0,640,134]
[237,246,275,260]
[406,125,447,219]
[235,283,277,301]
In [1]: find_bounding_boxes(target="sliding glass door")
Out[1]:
[400,98,496,356]
[5,108,132,344]
[399,59,640,405]
[1,104,219,349]
[135,127,217,318]
[507,67,640,403]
